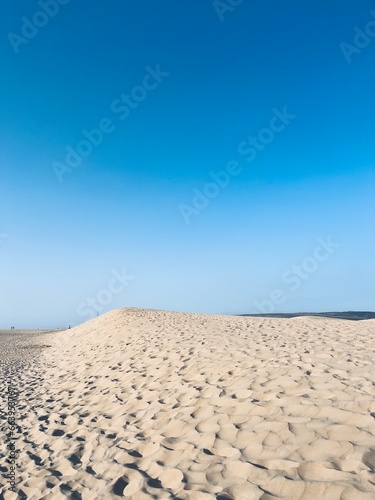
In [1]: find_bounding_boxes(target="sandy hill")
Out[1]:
[2,308,375,499]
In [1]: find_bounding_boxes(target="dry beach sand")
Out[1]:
[1,309,375,499]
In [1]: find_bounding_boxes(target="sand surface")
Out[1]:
[1,309,375,499]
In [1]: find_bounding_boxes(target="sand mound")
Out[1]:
[1,308,375,499]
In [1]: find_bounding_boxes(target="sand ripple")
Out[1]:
[1,310,375,499]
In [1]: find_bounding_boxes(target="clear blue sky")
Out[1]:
[1,0,374,328]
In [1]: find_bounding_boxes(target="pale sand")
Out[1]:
[1,309,375,499]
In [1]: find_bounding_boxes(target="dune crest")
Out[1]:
[1,308,375,499]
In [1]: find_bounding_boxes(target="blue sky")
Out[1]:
[1,0,374,328]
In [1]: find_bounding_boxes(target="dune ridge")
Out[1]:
[1,308,375,499]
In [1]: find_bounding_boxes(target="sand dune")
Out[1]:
[1,309,375,499]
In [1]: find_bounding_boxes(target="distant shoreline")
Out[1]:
[239,311,375,321]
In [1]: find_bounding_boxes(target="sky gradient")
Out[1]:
[1,0,374,328]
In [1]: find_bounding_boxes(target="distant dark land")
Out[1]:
[240,311,375,321]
